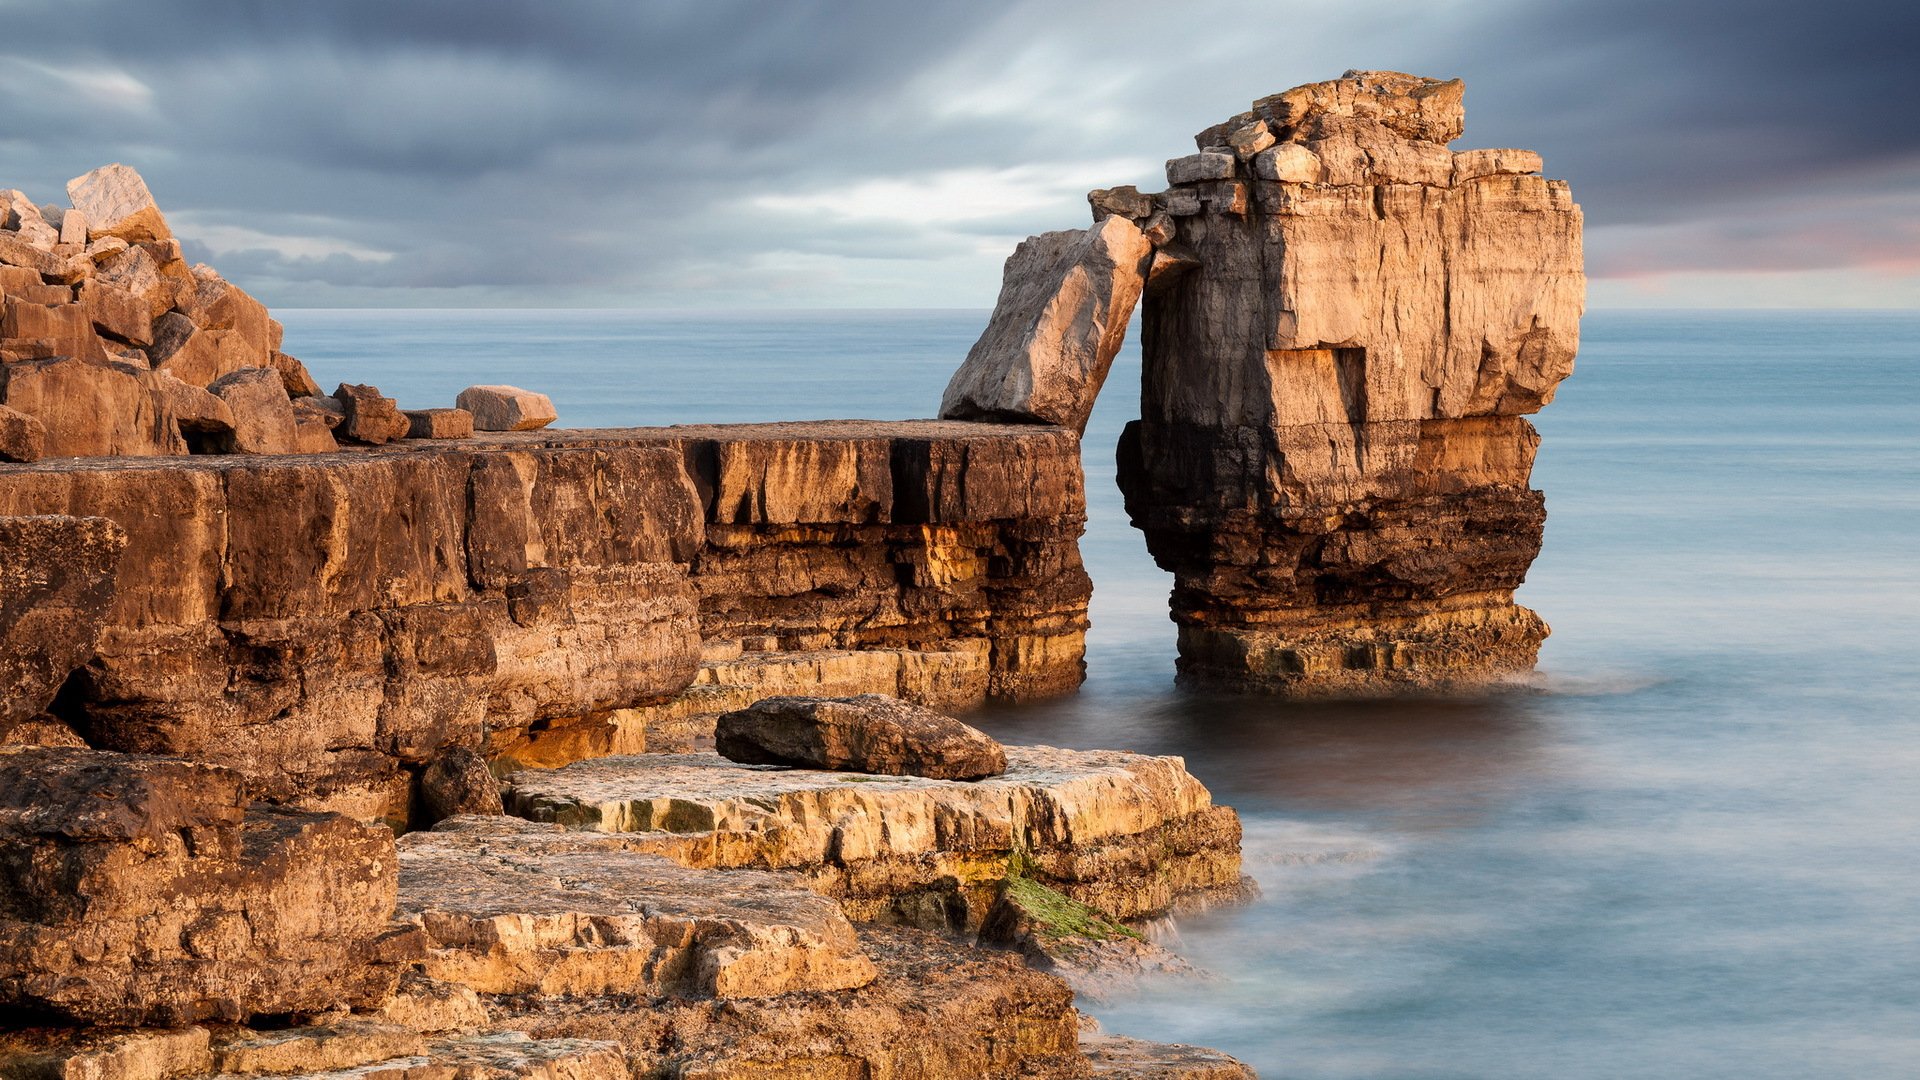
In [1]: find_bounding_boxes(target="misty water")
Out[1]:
[285,309,1920,1079]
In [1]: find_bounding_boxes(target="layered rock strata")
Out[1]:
[505,745,1248,930]
[936,70,1579,693]
[0,422,1087,821]
[1116,71,1581,693]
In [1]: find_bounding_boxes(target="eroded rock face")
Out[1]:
[0,515,124,729]
[1112,69,1582,693]
[0,747,410,1025]
[939,215,1152,433]
[716,694,1008,780]
[505,745,1246,930]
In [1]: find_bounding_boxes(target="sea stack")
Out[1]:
[1113,71,1583,694]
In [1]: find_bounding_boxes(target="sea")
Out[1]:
[283,308,1920,1080]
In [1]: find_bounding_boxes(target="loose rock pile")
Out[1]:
[0,165,556,461]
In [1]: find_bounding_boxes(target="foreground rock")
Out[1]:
[0,747,410,1025]
[506,745,1246,929]
[939,215,1152,433]
[717,693,1007,780]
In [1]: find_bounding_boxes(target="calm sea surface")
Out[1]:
[283,309,1920,1079]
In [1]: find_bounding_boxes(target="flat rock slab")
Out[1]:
[506,746,1244,927]
[716,693,1007,780]
[396,818,876,999]
[199,1033,625,1080]
[1081,1033,1258,1079]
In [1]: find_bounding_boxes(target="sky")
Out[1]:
[2,0,1915,310]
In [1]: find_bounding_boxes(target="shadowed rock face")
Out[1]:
[1113,70,1583,694]
[0,422,1088,821]
[0,515,124,730]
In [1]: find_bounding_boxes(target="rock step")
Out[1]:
[492,644,990,767]
[1081,1033,1258,1079]
[205,1033,623,1080]
[504,746,1246,930]
[397,817,876,1000]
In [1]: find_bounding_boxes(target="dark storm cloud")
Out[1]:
[1,0,1912,305]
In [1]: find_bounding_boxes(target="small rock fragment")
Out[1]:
[404,407,474,440]
[269,350,321,397]
[1225,119,1276,158]
[332,382,410,444]
[456,384,557,431]
[716,693,1008,780]
[1087,185,1154,221]
[418,747,504,824]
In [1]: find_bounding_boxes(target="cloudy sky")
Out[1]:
[3,0,1914,309]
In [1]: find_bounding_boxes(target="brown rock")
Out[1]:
[270,350,321,397]
[1,296,106,361]
[292,416,339,453]
[78,278,153,346]
[180,267,272,367]
[0,515,125,726]
[1,190,59,248]
[938,215,1151,433]
[456,384,558,431]
[0,356,186,458]
[293,393,345,428]
[0,746,408,1025]
[0,1026,212,1080]
[209,367,300,454]
[1081,1033,1258,1079]
[405,407,474,439]
[0,232,64,278]
[1166,152,1237,184]
[1088,185,1155,221]
[93,245,172,320]
[418,746,504,823]
[1252,68,1466,144]
[716,693,1007,780]
[0,403,47,462]
[332,382,410,444]
[65,164,172,244]
[152,368,237,451]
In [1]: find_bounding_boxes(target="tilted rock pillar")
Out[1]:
[1117,70,1584,694]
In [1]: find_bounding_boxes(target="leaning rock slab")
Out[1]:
[65,164,172,245]
[209,367,300,454]
[458,385,557,431]
[717,693,1007,780]
[938,214,1151,433]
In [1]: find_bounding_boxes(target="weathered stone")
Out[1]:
[2,190,59,248]
[209,1022,426,1077]
[1088,185,1154,221]
[56,206,89,247]
[1252,68,1466,144]
[457,385,557,431]
[1225,119,1276,158]
[404,407,474,440]
[980,876,1212,1005]
[1165,152,1236,185]
[0,233,64,278]
[292,416,340,453]
[209,367,300,454]
[152,369,236,451]
[1081,1033,1257,1079]
[0,516,125,725]
[270,350,322,397]
[1453,146,1545,183]
[0,1026,212,1080]
[1252,142,1323,182]
[333,382,410,444]
[398,818,877,999]
[418,747,504,823]
[0,747,408,1025]
[179,268,272,368]
[65,165,172,244]
[0,403,47,462]
[507,745,1245,930]
[938,216,1150,432]
[0,356,185,458]
[94,246,172,321]
[372,972,489,1034]
[293,393,345,427]
[78,279,152,346]
[2,297,106,361]
[717,694,1007,780]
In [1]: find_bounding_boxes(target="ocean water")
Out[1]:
[282,308,1920,1079]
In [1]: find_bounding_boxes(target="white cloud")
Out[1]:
[2,58,154,110]
[168,213,395,263]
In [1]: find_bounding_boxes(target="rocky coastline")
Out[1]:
[2,70,1581,1079]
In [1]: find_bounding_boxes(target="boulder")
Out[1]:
[417,747,504,824]
[2,296,107,361]
[0,355,186,457]
[716,694,1008,780]
[937,215,1151,433]
[65,164,172,244]
[292,416,340,453]
[78,277,154,346]
[1166,152,1237,184]
[150,369,235,451]
[333,382,410,444]
[405,407,475,440]
[0,515,125,725]
[0,403,46,462]
[209,367,300,454]
[457,384,557,431]
[270,350,321,397]
[1087,185,1154,221]
[1,190,59,247]
[0,746,412,1025]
